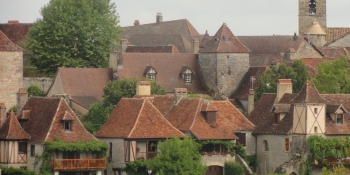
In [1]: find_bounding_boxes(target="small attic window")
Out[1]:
[148,73,156,80]
[309,0,316,15]
[180,66,195,83]
[336,114,344,125]
[64,121,72,132]
[144,66,157,80]
[184,74,191,83]
[273,113,280,124]
[224,37,230,42]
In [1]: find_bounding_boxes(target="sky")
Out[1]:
[1,0,350,36]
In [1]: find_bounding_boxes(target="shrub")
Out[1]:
[0,166,39,175]
[224,162,244,175]
[27,85,45,97]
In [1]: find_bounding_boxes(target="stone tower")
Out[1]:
[299,0,327,35]
[198,23,250,99]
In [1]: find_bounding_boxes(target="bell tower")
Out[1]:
[299,0,327,35]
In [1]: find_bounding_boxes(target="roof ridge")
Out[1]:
[127,98,146,138]
[189,99,204,130]
[44,98,62,141]
[226,100,255,127]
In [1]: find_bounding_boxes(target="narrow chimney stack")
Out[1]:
[136,81,151,96]
[275,79,292,103]
[134,20,140,26]
[156,13,163,24]
[174,88,187,104]
[17,88,28,114]
[248,89,255,115]
[191,39,199,53]
[8,20,19,24]
[0,103,6,128]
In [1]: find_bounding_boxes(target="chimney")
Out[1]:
[174,88,187,104]
[285,48,296,60]
[136,81,151,96]
[119,39,130,53]
[202,102,218,125]
[156,13,163,24]
[17,88,28,114]
[275,79,292,103]
[134,20,140,26]
[0,103,6,128]
[8,20,19,24]
[191,39,199,53]
[247,89,254,115]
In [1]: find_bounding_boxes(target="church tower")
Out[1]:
[299,0,327,35]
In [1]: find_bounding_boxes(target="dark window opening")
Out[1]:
[234,132,246,146]
[309,0,316,14]
[200,144,228,154]
[285,138,290,152]
[314,126,318,133]
[263,140,269,151]
[30,145,35,156]
[274,113,280,124]
[64,121,72,132]
[148,73,156,80]
[63,151,80,159]
[18,142,27,154]
[109,142,113,159]
[336,114,343,124]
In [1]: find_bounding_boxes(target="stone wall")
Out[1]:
[299,0,327,35]
[23,77,53,92]
[245,131,256,155]
[198,53,217,91]
[26,143,44,173]
[98,138,127,175]
[0,51,23,109]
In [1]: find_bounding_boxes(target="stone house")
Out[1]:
[0,89,106,175]
[95,82,254,175]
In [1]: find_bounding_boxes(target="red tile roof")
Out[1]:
[199,23,250,53]
[0,30,23,51]
[125,45,179,53]
[95,98,185,139]
[326,28,350,43]
[0,111,30,140]
[0,22,32,45]
[292,82,326,103]
[320,48,349,58]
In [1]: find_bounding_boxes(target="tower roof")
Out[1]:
[0,111,30,140]
[304,22,326,35]
[292,81,326,104]
[198,23,250,53]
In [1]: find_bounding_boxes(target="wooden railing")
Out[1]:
[136,152,157,160]
[53,158,106,170]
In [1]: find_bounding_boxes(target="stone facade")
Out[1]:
[245,131,256,155]
[299,0,327,35]
[0,51,23,109]
[23,77,53,92]
[199,53,249,98]
[98,138,126,175]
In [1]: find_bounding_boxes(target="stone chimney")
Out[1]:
[136,81,151,96]
[0,103,6,128]
[8,20,19,24]
[285,48,296,60]
[119,39,130,52]
[156,13,163,24]
[17,88,28,114]
[134,20,140,26]
[174,88,188,104]
[275,79,292,103]
[191,39,199,53]
[247,89,254,115]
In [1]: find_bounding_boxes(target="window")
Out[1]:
[109,142,113,159]
[18,142,27,154]
[64,121,72,132]
[336,114,343,124]
[314,108,318,114]
[285,138,290,152]
[309,0,316,14]
[148,73,156,80]
[273,113,280,124]
[314,126,318,133]
[30,145,35,156]
[184,74,191,83]
[263,140,269,151]
[234,132,246,146]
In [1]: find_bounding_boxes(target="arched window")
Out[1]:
[263,140,269,151]
[309,0,316,15]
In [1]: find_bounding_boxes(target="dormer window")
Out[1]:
[144,66,157,80]
[180,66,195,83]
[64,121,72,132]
[336,114,344,125]
[273,113,280,124]
[309,0,316,15]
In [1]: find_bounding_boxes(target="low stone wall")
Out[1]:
[23,77,53,92]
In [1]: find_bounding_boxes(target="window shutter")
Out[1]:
[285,138,290,151]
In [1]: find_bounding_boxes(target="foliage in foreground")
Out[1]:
[0,166,39,175]
[83,102,113,133]
[321,164,348,175]
[224,162,244,175]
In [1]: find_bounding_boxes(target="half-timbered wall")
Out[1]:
[0,141,26,163]
[292,104,326,134]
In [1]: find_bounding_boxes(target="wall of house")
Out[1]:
[328,34,350,47]
[71,101,88,116]
[26,143,43,172]
[299,0,327,35]
[0,51,23,109]
[47,73,64,97]
[23,77,53,92]
[98,138,127,175]
[202,155,235,167]
[293,105,307,134]
[199,53,249,98]
[245,131,256,155]
[306,104,326,134]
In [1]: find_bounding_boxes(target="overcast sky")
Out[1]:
[1,0,350,36]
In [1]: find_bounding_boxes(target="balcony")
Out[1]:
[53,158,106,171]
[136,151,157,160]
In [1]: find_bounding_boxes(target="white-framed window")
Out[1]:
[336,114,344,124]
[64,121,72,132]
[184,74,191,83]
[148,73,156,80]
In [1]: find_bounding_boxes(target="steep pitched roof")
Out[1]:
[120,19,200,39]
[125,45,179,53]
[95,98,185,139]
[0,30,23,51]
[320,48,349,58]
[0,22,32,45]
[304,22,326,35]
[291,82,326,103]
[0,111,30,140]
[116,53,206,93]
[70,96,100,109]
[198,23,250,53]
[20,97,97,142]
[199,30,210,48]
[128,34,191,53]
[326,28,350,43]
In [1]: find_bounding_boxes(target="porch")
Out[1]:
[52,158,106,171]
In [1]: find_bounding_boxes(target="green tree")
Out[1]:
[25,0,122,75]
[312,56,350,94]
[27,85,45,96]
[224,162,244,175]
[103,78,166,106]
[148,136,207,175]
[255,60,309,100]
[83,102,113,134]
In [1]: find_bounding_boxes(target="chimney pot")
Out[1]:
[134,20,140,26]
[156,13,163,24]
[136,81,151,96]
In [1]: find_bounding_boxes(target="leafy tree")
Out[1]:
[224,162,244,175]
[255,60,309,100]
[122,160,149,175]
[83,102,113,133]
[312,56,350,94]
[148,136,207,175]
[27,85,45,96]
[103,78,166,106]
[25,0,122,75]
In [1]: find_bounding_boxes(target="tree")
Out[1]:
[83,102,113,134]
[25,0,122,75]
[224,162,244,175]
[312,56,350,94]
[103,78,166,106]
[255,60,309,100]
[27,85,45,97]
[148,136,207,175]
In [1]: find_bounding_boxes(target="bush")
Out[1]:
[224,162,244,175]
[27,85,45,97]
[0,166,39,175]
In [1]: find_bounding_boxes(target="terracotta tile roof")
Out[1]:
[0,111,30,140]
[326,104,343,113]
[17,110,30,120]
[116,53,206,93]
[20,97,97,142]
[271,104,291,113]
[0,22,32,45]
[199,30,210,48]
[95,98,185,139]
[128,34,191,53]
[231,67,267,100]
[49,68,113,101]
[291,82,326,103]
[249,55,282,67]
[199,23,250,53]
[125,46,179,53]
[320,48,349,58]
[120,19,200,39]
[148,95,175,116]
[0,30,23,51]
[70,96,100,109]
[326,28,350,43]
